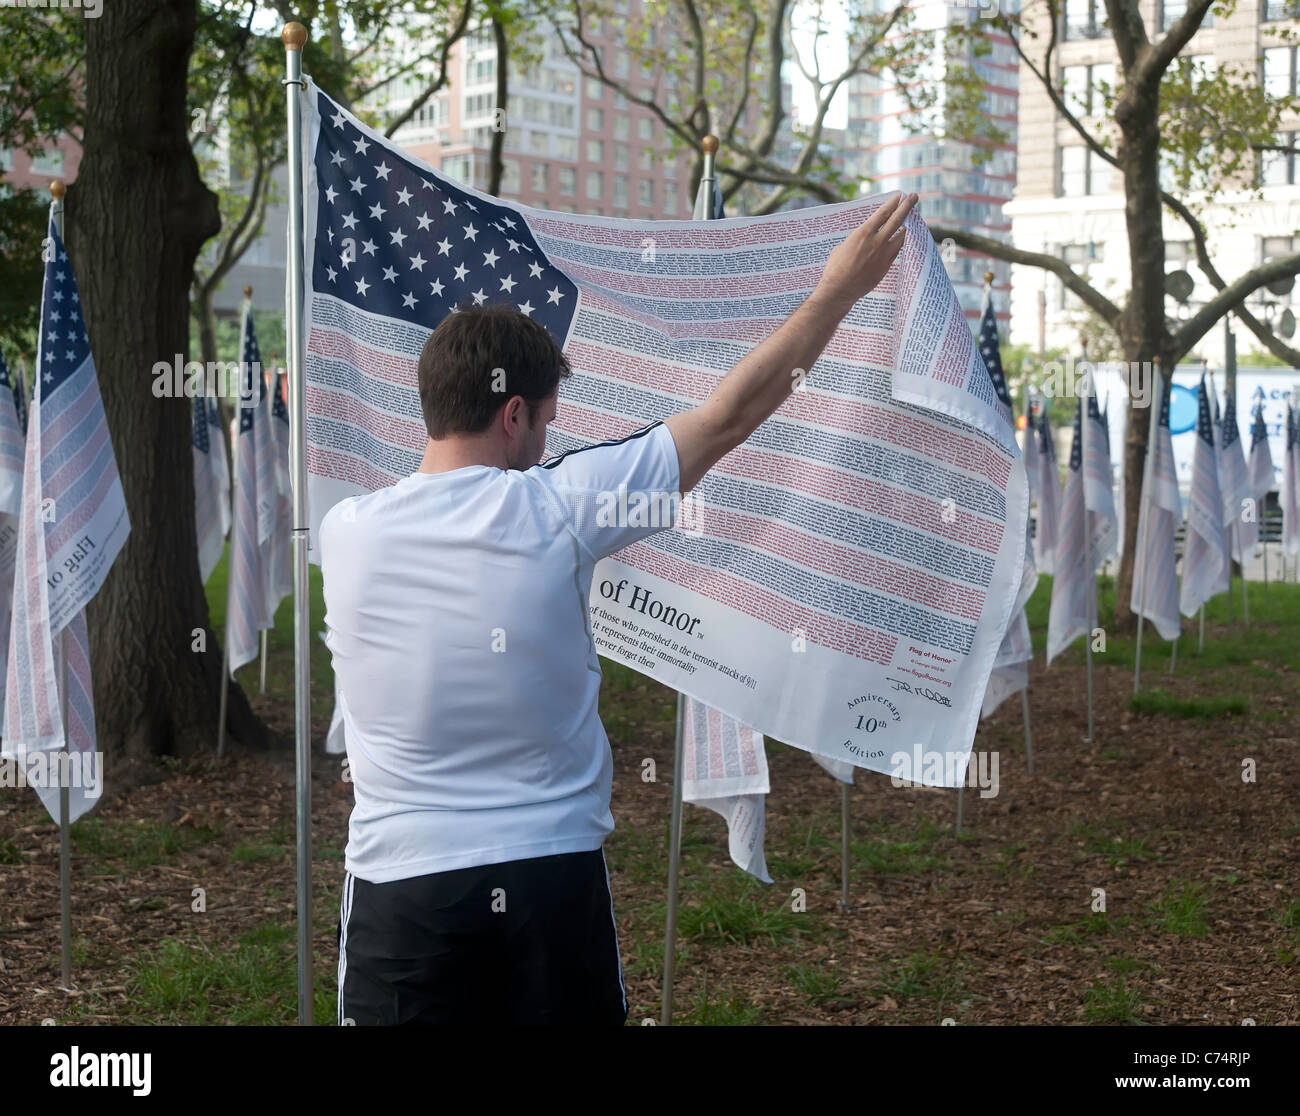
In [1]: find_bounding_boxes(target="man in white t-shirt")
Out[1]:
[324,192,918,1025]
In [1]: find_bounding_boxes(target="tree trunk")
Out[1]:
[487,16,509,196]
[72,0,264,759]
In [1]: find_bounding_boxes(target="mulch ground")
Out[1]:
[1,640,1296,1025]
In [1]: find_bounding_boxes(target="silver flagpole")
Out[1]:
[1133,364,1162,696]
[259,630,268,693]
[49,181,72,991]
[1081,362,1094,743]
[1198,603,1205,654]
[1021,689,1034,773]
[840,782,850,911]
[283,22,313,1028]
[661,133,720,1027]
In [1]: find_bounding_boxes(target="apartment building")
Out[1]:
[1006,0,1300,364]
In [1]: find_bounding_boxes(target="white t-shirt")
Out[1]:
[320,420,681,884]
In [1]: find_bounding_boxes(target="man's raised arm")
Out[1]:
[664,192,919,493]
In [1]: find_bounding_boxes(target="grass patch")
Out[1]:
[852,817,952,876]
[784,963,846,1005]
[1068,818,1157,866]
[126,921,334,1025]
[1043,913,1121,946]
[681,982,761,1026]
[874,950,965,1008]
[1083,976,1148,1023]
[1150,879,1211,938]
[675,891,802,947]
[72,817,221,870]
[1130,689,1248,719]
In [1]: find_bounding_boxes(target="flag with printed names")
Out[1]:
[976,286,1034,717]
[1218,380,1255,563]
[2,220,130,825]
[193,394,231,583]
[1180,376,1230,615]
[1129,375,1181,641]
[1029,406,1059,576]
[226,302,278,674]
[680,695,771,883]
[0,351,28,715]
[1046,397,1098,664]
[1083,391,1118,565]
[264,368,292,619]
[296,84,1030,784]
[1248,402,1274,511]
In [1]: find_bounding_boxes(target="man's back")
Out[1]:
[320,421,680,884]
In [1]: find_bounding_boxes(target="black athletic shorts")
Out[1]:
[336,847,628,1026]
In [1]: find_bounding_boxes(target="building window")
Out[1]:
[529,130,549,155]
[1263,235,1300,274]
[1263,0,1300,21]
[29,146,65,176]
[638,179,653,207]
[559,166,576,194]
[587,107,604,131]
[1264,46,1298,98]
[639,147,653,170]
[500,158,520,193]
[614,50,630,79]
[614,113,629,140]
[586,170,603,199]
[1062,0,1105,40]
[586,139,604,162]
[554,135,576,160]
[1060,243,1103,309]
[614,174,628,206]
[469,57,496,85]
[442,154,472,184]
[464,92,496,119]
[1058,145,1112,196]
[614,145,628,170]
[531,163,549,192]
[1060,62,1114,117]
[1262,131,1299,185]
[638,117,653,141]
[586,75,603,99]
[664,180,677,214]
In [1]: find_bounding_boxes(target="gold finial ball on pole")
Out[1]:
[49,180,66,201]
[244,285,253,297]
[701,135,719,156]
[283,22,308,50]
[1152,354,1161,366]
[984,270,994,285]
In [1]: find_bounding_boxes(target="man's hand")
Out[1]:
[810,192,919,317]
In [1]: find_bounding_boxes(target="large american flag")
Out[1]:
[226,302,278,674]
[2,218,129,824]
[1180,375,1229,616]
[193,393,231,583]
[1129,375,1181,641]
[299,84,1028,781]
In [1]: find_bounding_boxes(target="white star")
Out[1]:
[375,162,391,181]
[342,212,359,229]
[421,179,437,192]
[517,300,534,316]
[325,186,339,204]
[528,261,543,279]
[49,309,61,322]
[327,227,335,243]
[349,176,365,195]
[436,237,453,255]
[506,238,521,253]
[499,274,516,293]
[402,291,417,309]
[465,201,478,211]
[442,198,459,215]
[330,149,345,167]
[501,215,516,229]
[453,263,469,281]
[390,228,408,247]
[409,252,427,272]
[462,223,479,241]
[355,277,370,295]
[382,266,398,283]
[396,186,412,205]
[370,202,387,221]
[331,109,347,129]
[339,250,352,271]
[471,288,487,305]
[429,279,445,296]
[52,289,64,302]
[491,222,503,233]
[546,286,564,305]
[361,238,378,256]
[482,248,499,267]
[353,136,370,155]
[416,211,434,231]
[326,266,338,283]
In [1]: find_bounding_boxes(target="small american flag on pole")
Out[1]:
[0,350,28,715]
[1130,379,1181,641]
[1180,375,1230,616]
[193,394,231,583]
[1029,407,1060,576]
[1218,381,1255,562]
[1248,401,1274,506]
[2,218,129,823]
[226,302,277,674]
[1284,402,1299,558]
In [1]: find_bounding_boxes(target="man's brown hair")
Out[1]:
[416,302,572,438]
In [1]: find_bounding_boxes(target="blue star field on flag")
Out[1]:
[240,313,265,430]
[1069,394,1083,471]
[311,90,578,345]
[1197,376,1215,447]
[38,224,91,401]
[1251,402,1267,449]
[977,293,1011,410]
